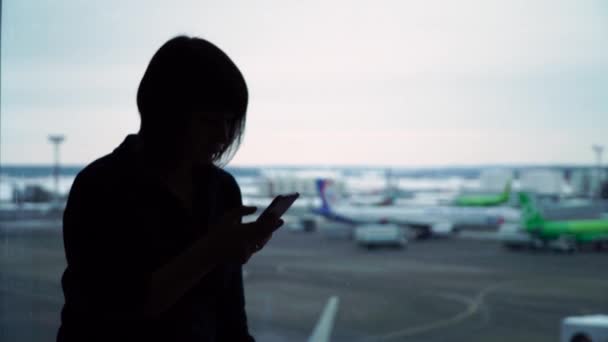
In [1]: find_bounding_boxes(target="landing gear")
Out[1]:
[553,236,578,253]
[531,237,547,251]
[593,240,608,252]
[414,226,431,240]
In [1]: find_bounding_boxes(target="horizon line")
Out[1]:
[0,162,606,170]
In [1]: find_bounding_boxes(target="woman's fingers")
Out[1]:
[235,205,258,217]
[221,206,258,225]
[256,215,284,236]
[218,214,283,265]
[254,234,272,251]
[252,219,282,251]
[241,217,283,238]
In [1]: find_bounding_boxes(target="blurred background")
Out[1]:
[1,1,607,341]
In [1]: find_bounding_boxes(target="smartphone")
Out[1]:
[258,192,300,221]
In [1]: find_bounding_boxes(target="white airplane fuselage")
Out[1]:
[326,203,519,227]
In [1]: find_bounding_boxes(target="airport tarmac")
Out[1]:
[1,219,607,341]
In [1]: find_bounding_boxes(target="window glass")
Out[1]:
[2,1,607,341]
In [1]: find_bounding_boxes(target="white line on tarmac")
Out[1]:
[366,282,508,341]
[308,296,340,342]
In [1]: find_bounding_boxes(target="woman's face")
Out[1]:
[186,110,236,164]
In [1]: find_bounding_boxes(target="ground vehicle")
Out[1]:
[561,315,608,342]
[353,223,407,249]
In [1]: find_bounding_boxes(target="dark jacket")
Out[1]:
[57,134,254,342]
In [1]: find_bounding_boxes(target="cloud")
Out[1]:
[2,0,608,165]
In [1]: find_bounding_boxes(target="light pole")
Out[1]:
[592,144,604,199]
[48,135,65,202]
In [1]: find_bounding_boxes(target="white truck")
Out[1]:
[561,315,608,342]
[354,223,407,249]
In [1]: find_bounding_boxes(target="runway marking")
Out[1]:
[308,296,340,342]
[367,282,508,341]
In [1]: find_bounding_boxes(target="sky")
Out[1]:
[2,0,608,167]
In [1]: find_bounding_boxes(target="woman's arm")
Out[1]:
[64,169,262,321]
[217,264,255,342]
[143,206,256,318]
[144,229,219,317]
[216,172,257,341]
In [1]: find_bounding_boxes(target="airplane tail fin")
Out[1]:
[315,178,341,213]
[518,192,544,229]
[501,180,512,201]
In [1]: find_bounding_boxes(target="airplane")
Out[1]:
[452,181,511,207]
[346,187,401,207]
[345,169,405,207]
[312,179,519,238]
[517,192,608,250]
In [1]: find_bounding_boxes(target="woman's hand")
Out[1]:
[208,206,283,264]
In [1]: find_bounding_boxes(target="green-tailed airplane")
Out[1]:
[453,181,511,207]
[519,192,608,245]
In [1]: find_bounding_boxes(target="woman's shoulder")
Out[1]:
[204,164,239,189]
[204,165,241,207]
[74,134,144,189]
[71,152,133,199]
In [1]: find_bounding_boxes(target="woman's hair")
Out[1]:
[136,35,248,165]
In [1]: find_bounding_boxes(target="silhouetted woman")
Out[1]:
[57,36,281,342]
